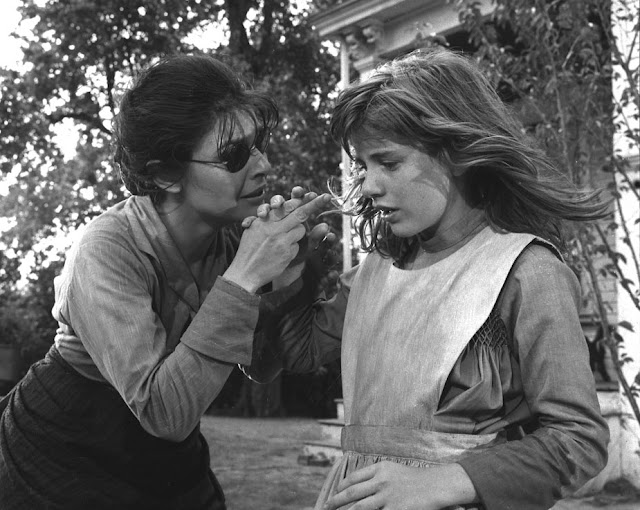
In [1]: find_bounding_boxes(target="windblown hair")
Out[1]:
[330,47,609,259]
[113,54,278,202]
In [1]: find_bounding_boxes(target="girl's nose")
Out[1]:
[361,169,382,198]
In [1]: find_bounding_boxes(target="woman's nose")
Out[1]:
[251,150,273,176]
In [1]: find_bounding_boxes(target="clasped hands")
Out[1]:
[224,186,338,294]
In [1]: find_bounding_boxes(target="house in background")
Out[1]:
[306,0,640,494]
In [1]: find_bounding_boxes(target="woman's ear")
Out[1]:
[146,160,182,194]
[153,177,182,194]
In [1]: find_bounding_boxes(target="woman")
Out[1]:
[0,54,330,510]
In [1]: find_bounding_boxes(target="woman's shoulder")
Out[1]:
[77,196,148,247]
[68,197,148,266]
[59,198,156,288]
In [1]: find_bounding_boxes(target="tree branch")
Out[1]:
[47,111,111,135]
[580,228,640,426]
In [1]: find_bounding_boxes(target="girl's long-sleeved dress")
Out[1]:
[275,225,609,510]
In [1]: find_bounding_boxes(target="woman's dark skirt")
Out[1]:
[0,346,226,510]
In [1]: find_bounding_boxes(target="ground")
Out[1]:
[201,415,640,510]
[201,415,328,509]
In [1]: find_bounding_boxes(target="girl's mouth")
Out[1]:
[376,206,398,219]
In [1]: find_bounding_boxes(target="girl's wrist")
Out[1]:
[451,463,480,505]
[436,463,479,508]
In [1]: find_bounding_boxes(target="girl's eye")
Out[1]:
[381,161,399,170]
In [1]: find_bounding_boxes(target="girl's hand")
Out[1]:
[324,462,478,510]
[225,191,332,294]
[275,220,338,290]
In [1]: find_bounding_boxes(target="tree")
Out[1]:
[453,0,640,423]
[0,0,342,412]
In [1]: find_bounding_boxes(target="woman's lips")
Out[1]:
[240,186,266,199]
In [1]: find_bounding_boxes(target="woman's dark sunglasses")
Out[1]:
[184,131,270,173]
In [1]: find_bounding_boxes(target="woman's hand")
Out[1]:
[241,186,317,227]
[223,189,332,294]
[242,187,339,290]
[324,462,478,510]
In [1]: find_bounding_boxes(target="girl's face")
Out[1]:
[177,114,273,227]
[352,135,467,239]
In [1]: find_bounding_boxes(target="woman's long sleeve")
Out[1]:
[54,235,260,442]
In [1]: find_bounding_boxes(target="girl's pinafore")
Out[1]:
[314,227,536,510]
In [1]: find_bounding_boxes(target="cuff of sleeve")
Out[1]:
[457,451,551,510]
[181,276,260,365]
[259,277,305,314]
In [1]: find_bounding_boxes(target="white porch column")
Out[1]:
[339,39,353,272]
[612,0,640,488]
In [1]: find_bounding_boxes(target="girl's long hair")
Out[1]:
[330,48,609,260]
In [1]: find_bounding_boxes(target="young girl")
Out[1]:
[269,48,610,510]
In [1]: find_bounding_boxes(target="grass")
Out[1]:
[201,415,640,510]
[201,415,330,510]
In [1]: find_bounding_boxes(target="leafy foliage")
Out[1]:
[0,0,341,363]
[454,0,639,420]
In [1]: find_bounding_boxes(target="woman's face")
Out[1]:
[352,135,467,239]
[177,115,273,226]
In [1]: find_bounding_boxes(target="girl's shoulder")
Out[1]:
[511,240,566,278]
[499,240,580,316]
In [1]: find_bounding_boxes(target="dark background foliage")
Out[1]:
[0,0,343,412]
[1,0,637,416]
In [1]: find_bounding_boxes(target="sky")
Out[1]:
[0,0,24,70]
[0,0,20,193]
[0,0,232,70]
[0,0,81,280]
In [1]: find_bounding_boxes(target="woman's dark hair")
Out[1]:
[330,47,609,259]
[113,54,278,202]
